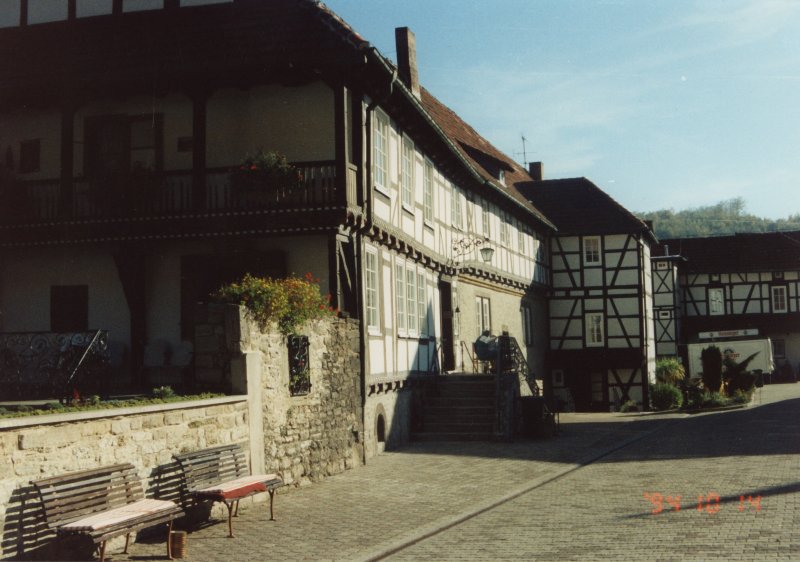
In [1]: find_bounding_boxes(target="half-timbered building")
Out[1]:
[657,232,800,375]
[518,176,657,411]
[0,0,554,455]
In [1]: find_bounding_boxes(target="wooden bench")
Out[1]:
[31,463,183,562]
[174,444,283,538]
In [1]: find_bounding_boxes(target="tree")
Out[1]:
[700,346,723,393]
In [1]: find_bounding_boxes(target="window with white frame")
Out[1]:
[476,296,491,333]
[401,136,414,209]
[395,263,406,333]
[500,214,509,246]
[451,186,463,229]
[518,226,525,254]
[583,236,601,265]
[406,267,417,335]
[417,272,427,335]
[365,250,379,331]
[423,160,434,224]
[373,110,389,193]
[586,313,604,347]
[482,205,491,238]
[772,286,788,313]
[708,287,724,316]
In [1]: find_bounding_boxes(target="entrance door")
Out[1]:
[438,279,455,371]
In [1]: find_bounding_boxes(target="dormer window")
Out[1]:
[498,169,506,185]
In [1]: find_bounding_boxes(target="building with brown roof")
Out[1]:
[518,177,658,411]
[0,0,554,452]
[655,232,800,377]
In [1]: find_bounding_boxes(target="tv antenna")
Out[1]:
[514,134,534,168]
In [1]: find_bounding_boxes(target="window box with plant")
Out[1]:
[229,150,304,206]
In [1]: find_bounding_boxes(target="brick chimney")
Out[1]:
[528,161,543,182]
[395,27,421,99]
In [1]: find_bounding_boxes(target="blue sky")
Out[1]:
[325,0,800,219]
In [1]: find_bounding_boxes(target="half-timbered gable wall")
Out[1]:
[651,258,683,356]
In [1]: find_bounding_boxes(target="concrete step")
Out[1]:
[423,405,494,417]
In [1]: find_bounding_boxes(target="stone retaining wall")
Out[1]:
[209,304,364,487]
[0,397,248,560]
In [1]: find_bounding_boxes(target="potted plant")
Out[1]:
[230,150,303,206]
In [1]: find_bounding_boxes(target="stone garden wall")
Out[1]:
[0,397,249,560]
[204,304,364,487]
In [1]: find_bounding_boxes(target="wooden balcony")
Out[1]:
[0,161,353,245]
[5,161,339,223]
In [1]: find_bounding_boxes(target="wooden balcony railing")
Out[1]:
[3,161,339,223]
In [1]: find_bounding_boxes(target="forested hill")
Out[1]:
[636,198,800,239]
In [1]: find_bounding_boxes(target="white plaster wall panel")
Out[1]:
[396,338,408,373]
[654,293,673,307]
[613,296,640,316]
[584,299,603,312]
[0,248,130,346]
[549,299,577,317]
[381,261,392,329]
[786,272,798,281]
[368,339,385,376]
[0,109,61,179]
[383,334,394,377]
[585,269,603,287]
[605,269,638,287]
[373,194,391,223]
[206,83,334,168]
[620,251,639,268]
[603,235,626,250]
[558,237,580,252]
[401,212,415,237]
[730,285,751,300]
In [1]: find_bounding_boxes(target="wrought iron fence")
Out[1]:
[0,330,110,402]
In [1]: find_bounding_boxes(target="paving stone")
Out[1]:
[112,384,800,561]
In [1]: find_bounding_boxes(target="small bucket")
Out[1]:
[170,530,188,559]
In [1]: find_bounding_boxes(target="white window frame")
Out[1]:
[518,226,525,254]
[423,159,434,225]
[451,186,463,230]
[482,205,490,238]
[476,296,492,334]
[708,287,724,316]
[365,249,379,333]
[586,313,604,347]
[417,271,427,335]
[772,285,788,313]
[406,266,417,336]
[373,109,390,194]
[395,262,406,334]
[583,236,601,265]
[500,214,509,247]
[401,135,415,210]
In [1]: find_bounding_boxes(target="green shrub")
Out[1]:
[214,273,334,336]
[651,383,683,410]
[619,400,639,413]
[87,395,102,406]
[152,386,175,399]
[732,389,754,404]
[701,346,723,393]
[702,391,729,408]
[43,402,64,411]
[656,357,686,385]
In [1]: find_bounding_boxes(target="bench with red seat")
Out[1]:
[173,444,283,537]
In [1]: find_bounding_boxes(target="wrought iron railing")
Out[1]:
[0,330,110,401]
[8,161,339,223]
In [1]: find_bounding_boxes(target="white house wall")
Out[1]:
[206,83,335,167]
[0,247,131,347]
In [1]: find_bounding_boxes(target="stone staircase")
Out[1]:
[413,373,496,441]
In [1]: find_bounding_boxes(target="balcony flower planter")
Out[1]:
[229,150,303,207]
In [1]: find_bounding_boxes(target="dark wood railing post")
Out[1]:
[191,91,209,212]
[59,103,76,218]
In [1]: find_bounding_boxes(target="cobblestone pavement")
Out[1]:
[116,384,799,561]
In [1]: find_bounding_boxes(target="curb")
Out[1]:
[358,416,679,562]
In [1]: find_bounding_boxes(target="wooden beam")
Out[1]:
[59,104,75,218]
[191,92,208,212]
